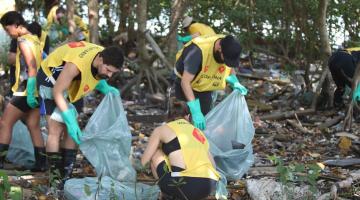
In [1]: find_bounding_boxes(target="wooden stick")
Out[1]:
[286,119,312,134]
[318,115,344,130]
[259,109,315,121]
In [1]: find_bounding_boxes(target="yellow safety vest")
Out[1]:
[74,15,89,41]
[46,5,58,30]
[175,34,231,92]
[40,30,48,51]
[345,47,360,54]
[188,22,216,36]
[40,41,103,102]
[13,34,41,96]
[165,119,220,181]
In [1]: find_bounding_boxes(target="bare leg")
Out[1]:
[24,108,44,147]
[46,116,65,152]
[151,149,166,179]
[61,131,77,150]
[0,103,24,144]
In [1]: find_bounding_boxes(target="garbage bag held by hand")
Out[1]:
[80,94,135,181]
[204,91,255,180]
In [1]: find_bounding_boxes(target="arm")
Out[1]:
[226,69,248,95]
[54,62,83,144]
[352,62,360,91]
[181,71,196,101]
[53,62,80,112]
[19,39,39,108]
[352,62,360,101]
[181,47,206,130]
[7,52,16,65]
[141,127,161,166]
[18,40,37,77]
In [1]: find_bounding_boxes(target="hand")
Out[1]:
[61,109,82,144]
[353,84,360,102]
[95,80,120,96]
[26,77,39,108]
[187,99,206,130]
[176,35,192,43]
[226,74,248,95]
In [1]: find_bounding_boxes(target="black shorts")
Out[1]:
[328,50,356,88]
[40,98,84,116]
[156,161,217,200]
[174,80,213,115]
[10,96,39,113]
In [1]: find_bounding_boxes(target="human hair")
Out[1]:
[28,21,42,38]
[99,46,124,69]
[167,98,190,121]
[56,7,66,15]
[0,11,27,27]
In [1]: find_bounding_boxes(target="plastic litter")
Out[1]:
[205,90,255,180]
[65,94,159,200]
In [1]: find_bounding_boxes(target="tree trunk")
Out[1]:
[136,0,150,61]
[312,0,332,109]
[167,0,188,64]
[88,0,100,44]
[66,0,76,34]
[118,0,131,34]
[103,0,114,36]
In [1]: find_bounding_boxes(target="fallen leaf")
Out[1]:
[338,136,352,155]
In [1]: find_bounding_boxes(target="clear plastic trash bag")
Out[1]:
[7,121,35,168]
[65,94,159,200]
[204,90,255,180]
[64,176,160,200]
[80,94,135,180]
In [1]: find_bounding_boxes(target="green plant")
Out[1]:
[0,170,11,200]
[268,155,321,199]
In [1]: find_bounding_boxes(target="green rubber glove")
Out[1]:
[176,35,192,43]
[187,99,206,130]
[26,77,39,108]
[95,80,120,96]
[61,109,82,144]
[226,74,248,95]
[353,84,360,102]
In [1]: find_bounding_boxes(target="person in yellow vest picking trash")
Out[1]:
[0,11,46,171]
[141,102,220,200]
[54,7,89,42]
[36,41,124,182]
[177,16,216,43]
[329,47,360,108]
[174,34,248,130]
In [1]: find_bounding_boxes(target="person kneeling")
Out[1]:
[141,102,220,200]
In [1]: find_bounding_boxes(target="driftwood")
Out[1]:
[144,30,172,70]
[237,73,290,85]
[259,109,315,121]
[329,170,360,199]
[286,119,312,134]
[343,102,353,131]
[318,115,344,130]
[323,158,360,167]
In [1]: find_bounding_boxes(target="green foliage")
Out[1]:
[84,183,92,196]
[0,170,11,200]
[268,155,321,199]
[9,186,22,200]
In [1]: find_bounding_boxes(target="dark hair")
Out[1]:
[28,22,42,38]
[0,11,27,27]
[99,46,124,69]
[167,98,190,121]
[56,7,66,15]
